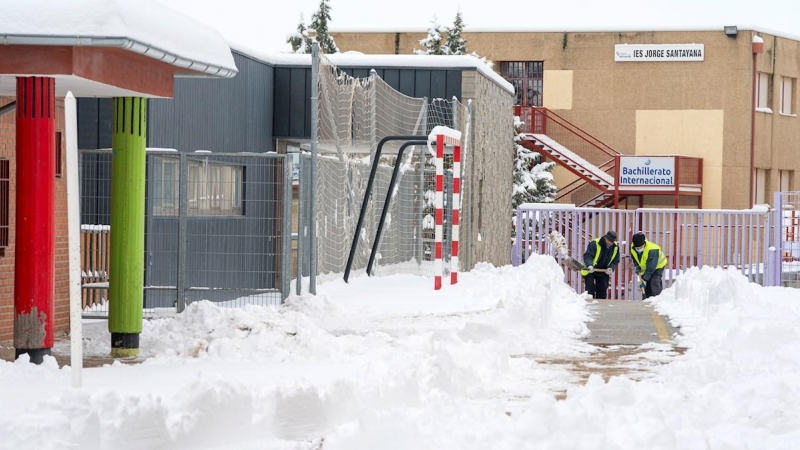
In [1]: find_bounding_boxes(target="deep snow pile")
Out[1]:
[4,262,798,449]
[0,255,590,450]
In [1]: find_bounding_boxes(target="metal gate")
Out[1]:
[513,204,775,299]
[79,149,293,316]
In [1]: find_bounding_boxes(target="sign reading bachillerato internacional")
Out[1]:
[614,44,704,62]
[618,156,676,186]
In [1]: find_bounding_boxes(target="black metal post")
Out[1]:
[367,140,427,276]
[343,135,427,283]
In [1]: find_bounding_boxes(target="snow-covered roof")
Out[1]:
[0,0,237,78]
[229,42,513,94]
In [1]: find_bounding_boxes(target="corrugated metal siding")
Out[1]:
[77,98,113,150]
[272,67,463,139]
[148,52,274,153]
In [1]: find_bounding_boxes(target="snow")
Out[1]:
[80,224,110,232]
[753,35,765,43]
[5,258,800,448]
[428,125,463,144]
[0,256,591,449]
[529,134,614,185]
[0,0,237,76]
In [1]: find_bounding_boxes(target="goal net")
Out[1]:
[310,55,471,281]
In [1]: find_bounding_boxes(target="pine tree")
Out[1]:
[512,116,557,232]
[286,14,313,54]
[415,16,445,55]
[444,11,468,55]
[310,0,339,54]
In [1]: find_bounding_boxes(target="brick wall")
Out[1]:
[461,73,515,268]
[0,96,70,343]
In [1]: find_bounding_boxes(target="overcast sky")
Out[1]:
[155,0,799,54]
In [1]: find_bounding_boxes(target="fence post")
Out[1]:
[417,98,428,266]
[464,99,473,270]
[176,152,188,313]
[281,155,293,302]
[309,42,319,295]
[772,191,783,286]
[296,156,307,295]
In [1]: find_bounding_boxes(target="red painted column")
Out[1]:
[14,77,56,364]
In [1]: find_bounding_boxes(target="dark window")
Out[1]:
[55,131,63,178]
[0,158,9,255]
[500,61,543,107]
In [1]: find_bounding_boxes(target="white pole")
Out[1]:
[66,92,83,388]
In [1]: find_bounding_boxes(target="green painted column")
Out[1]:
[109,97,146,358]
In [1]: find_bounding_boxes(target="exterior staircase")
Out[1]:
[516,106,625,208]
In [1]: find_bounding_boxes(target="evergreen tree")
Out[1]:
[512,116,557,232]
[310,0,339,54]
[444,11,468,55]
[286,14,313,54]
[415,16,445,55]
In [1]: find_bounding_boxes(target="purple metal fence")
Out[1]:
[514,204,776,299]
[770,192,800,288]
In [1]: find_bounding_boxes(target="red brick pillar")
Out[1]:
[14,77,56,364]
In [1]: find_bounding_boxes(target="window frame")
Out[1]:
[757,72,772,111]
[500,61,544,107]
[780,76,796,115]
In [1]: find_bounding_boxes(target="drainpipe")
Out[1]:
[750,34,764,208]
[0,101,16,117]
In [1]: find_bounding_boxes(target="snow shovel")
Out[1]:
[636,273,646,297]
[548,231,588,272]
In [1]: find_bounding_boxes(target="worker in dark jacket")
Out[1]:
[630,232,668,299]
[582,231,619,299]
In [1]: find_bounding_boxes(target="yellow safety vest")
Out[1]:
[631,241,668,273]
[581,237,618,276]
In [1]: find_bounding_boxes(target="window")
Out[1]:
[187,160,244,216]
[755,168,767,205]
[500,61,543,107]
[55,131,62,178]
[153,156,179,216]
[152,156,244,217]
[780,170,792,192]
[232,167,242,208]
[781,76,796,115]
[757,72,772,111]
[0,158,8,255]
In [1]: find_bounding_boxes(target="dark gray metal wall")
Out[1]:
[273,66,462,139]
[148,51,275,153]
[77,51,282,306]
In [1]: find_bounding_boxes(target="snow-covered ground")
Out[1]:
[1,258,799,449]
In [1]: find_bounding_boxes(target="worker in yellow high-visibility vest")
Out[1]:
[581,231,619,299]
[630,232,668,299]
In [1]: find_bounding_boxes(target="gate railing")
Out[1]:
[513,203,777,299]
[79,149,294,316]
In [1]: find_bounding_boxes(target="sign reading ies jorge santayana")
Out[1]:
[614,44,704,62]
[618,156,676,187]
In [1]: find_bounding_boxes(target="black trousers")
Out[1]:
[584,272,609,299]
[643,268,665,299]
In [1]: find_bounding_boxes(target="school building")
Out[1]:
[333,27,800,209]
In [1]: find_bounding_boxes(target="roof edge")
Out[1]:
[1,34,238,78]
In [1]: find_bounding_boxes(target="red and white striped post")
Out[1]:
[450,144,461,285]
[434,134,444,290]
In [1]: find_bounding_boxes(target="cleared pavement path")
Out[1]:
[584,300,679,345]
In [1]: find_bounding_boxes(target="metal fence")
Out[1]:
[770,191,800,288]
[79,149,293,316]
[513,204,778,299]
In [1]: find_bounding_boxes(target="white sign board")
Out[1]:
[614,44,704,62]
[618,157,676,186]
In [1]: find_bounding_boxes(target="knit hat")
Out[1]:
[604,231,618,242]
[632,233,646,248]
